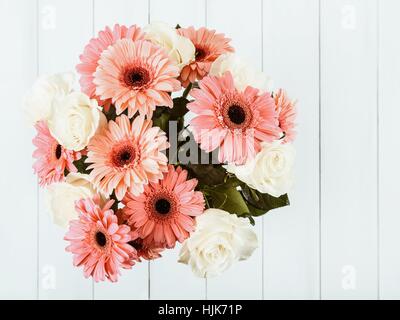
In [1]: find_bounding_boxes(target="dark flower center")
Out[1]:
[155,198,171,215]
[195,47,206,61]
[55,144,62,159]
[228,105,246,124]
[112,145,136,167]
[95,231,107,247]
[123,67,150,88]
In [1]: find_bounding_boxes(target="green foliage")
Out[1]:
[144,80,290,225]
[73,155,91,174]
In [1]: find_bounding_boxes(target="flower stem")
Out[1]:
[182,83,193,99]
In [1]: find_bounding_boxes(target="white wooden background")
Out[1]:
[0,0,398,300]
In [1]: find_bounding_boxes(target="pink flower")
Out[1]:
[122,165,205,249]
[188,72,281,165]
[64,196,136,282]
[115,210,164,261]
[274,89,297,143]
[177,27,234,87]
[76,24,144,111]
[86,114,169,200]
[94,39,181,118]
[128,230,164,261]
[32,121,81,186]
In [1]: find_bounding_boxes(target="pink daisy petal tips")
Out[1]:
[188,72,281,165]
[86,114,169,201]
[32,121,81,186]
[93,39,181,118]
[76,24,145,111]
[274,89,297,143]
[64,196,137,282]
[177,26,234,87]
[122,165,205,249]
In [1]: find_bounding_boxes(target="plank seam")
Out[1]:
[92,0,95,300]
[36,0,40,301]
[376,0,381,300]
[318,0,322,301]
[260,0,265,301]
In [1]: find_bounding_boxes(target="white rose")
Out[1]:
[144,21,195,70]
[225,141,295,197]
[210,53,273,92]
[48,92,103,151]
[23,72,75,125]
[178,209,258,278]
[45,173,97,228]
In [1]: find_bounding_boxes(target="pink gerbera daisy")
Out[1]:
[32,121,81,186]
[76,24,144,111]
[274,89,297,143]
[128,230,164,261]
[86,114,169,200]
[115,210,164,261]
[177,26,234,87]
[93,39,181,118]
[64,196,136,282]
[122,165,205,249]
[188,72,281,165]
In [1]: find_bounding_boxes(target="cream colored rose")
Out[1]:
[23,72,75,125]
[225,141,295,197]
[48,92,103,151]
[178,209,258,278]
[144,21,195,70]
[45,173,97,228]
[210,53,273,92]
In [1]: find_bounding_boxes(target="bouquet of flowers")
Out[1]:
[25,22,297,282]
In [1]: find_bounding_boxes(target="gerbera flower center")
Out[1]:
[111,143,138,168]
[155,198,171,215]
[95,231,107,247]
[145,189,178,220]
[55,144,62,159]
[195,47,206,61]
[218,94,254,130]
[228,105,246,124]
[123,66,150,88]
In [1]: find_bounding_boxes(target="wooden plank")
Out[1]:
[37,0,94,299]
[206,0,263,299]
[320,0,378,299]
[378,0,400,300]
[0,0,38,299]
[148,0,207,300]
[93,0,150,300]
[262,0,320,299]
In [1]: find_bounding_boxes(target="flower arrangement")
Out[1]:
[25,22,297,282]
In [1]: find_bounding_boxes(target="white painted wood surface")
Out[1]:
[378,0,400,300]
[1,0,399,300]
[262,0,320,300]
[320,0,378,299]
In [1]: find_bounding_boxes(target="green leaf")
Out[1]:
[73,155,91,174]
[241,185,290,215]
[205,185,249,216]
[152,110,170,133]
[186,164,227,186]
[171,97,189,120]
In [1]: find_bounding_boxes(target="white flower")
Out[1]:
[225,141,295,197]
[45,173,97,228]
[210,53,273,92]
[144,21,195,70]
[23,72,75,125]
[48,91,103,151]
[178,209,258,278]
